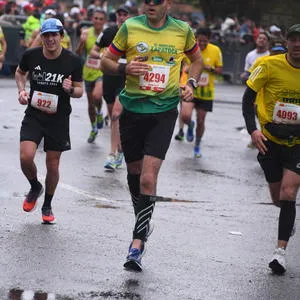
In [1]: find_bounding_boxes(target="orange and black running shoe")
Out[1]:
[23,185,44,212]
[42,207,55,224]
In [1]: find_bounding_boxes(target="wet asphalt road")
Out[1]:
[0,78,299,300]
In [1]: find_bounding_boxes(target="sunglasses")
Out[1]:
[144,0,165,5]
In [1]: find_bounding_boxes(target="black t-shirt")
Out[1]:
[19,47,83,120]
[95,24,119,48]
[95,24,125,80]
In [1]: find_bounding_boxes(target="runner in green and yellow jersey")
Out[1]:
[101,0,203,272]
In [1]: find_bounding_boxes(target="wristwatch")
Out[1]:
[68,87,74,95]
[187,78,198,90]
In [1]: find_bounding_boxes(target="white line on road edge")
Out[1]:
[40,175,116,204]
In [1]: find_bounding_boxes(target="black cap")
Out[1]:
[116,5,129,14]
[287,24,300,38]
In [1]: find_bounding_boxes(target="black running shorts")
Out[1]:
[119,108,178,163]
[20,114,71,152]
[193,99,213,112]
[103,74,125,104]
[257,140,300,183]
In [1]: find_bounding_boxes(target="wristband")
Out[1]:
[118,63,127,75]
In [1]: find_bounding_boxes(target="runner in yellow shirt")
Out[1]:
[180,27,223,157]
[0,25,7,71]
[76,8,106,143]
[242,24,300,275]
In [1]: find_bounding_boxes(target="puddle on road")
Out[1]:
[157,197,198,203]
[78,290,141,299]
[7,288,141,300]
[195,168,237,180]
[95,204,120,209]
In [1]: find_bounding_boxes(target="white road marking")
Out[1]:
[40,175,116,204]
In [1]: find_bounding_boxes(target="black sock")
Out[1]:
[127,173,140,215]
[278,200,296,241]
[28,177,42,190]
[133,194,156,241]
[42,193,54,209]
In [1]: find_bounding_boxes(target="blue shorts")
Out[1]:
[84,77,102,94]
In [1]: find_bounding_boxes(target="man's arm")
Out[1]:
[182,48,203,102]
[101,48,150,76]
[15,66,29,105]
[90,44,101,59]
[242,86,267,154]
[75,28,88,56]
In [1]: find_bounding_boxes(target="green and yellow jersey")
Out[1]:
[109,15,198,113]
[83,27,103,82]
[247,54,300,146]
[194,43,223,101]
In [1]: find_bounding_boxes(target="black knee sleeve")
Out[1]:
[133,194,156,241]
[278,200,296,242]
[127,173,140,215]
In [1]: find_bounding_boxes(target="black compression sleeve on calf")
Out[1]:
[127,173,140,215]
[278,200,296,241]
[242,86,258,135]
[133,194,156,241]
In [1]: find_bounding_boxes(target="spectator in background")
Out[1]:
[240,32,270,82]
[220,13,239,37]
[269,24,284,41]
[22,4,41,47]
[239,17,253,44]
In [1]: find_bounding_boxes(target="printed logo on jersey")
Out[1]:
[151,43,177,55]
[34,65,41,70]
[167,56,176,66]
[32,71,64,86]
[136,42,149,54]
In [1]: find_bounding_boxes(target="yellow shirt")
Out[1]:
[247,54,300,146]
[0,26,4,52]
[194,43,223,101]
[248,56,269,106]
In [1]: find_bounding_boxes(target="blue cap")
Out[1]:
[271,46,286,52]
[41,18,63,34]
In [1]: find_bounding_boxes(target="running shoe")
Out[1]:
[269,247,286,275]
[104,154,117,171]
[87,129,98,143]
[186,120,195,142]
[115,152,124,169]
[23,184,44,212]
[123,247,143,272]
[96,112,104,129]
[174,130,184,141]
[42,207,55,224]
[194,146,202,158]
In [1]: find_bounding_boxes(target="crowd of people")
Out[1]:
[0,0,299,277]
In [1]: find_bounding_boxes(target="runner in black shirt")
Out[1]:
[15,18,83,224]
[90,5,129,171]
